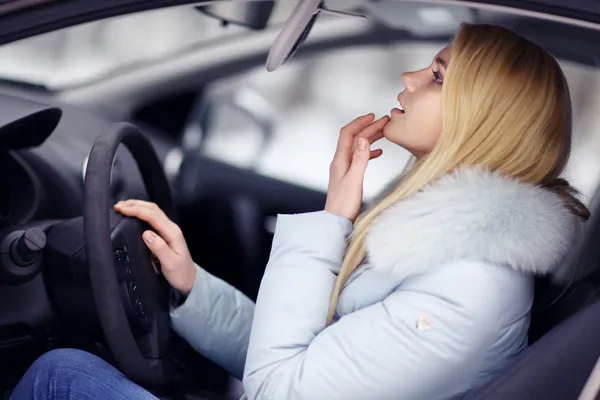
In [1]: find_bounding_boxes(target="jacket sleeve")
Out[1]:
[242,211,502,400]
[170,263,254,381]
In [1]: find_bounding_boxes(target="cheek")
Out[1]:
[384,91,443,151]
[421,96,443,146]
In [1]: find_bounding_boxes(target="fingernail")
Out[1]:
[358,138,368,150]
[143,231,154,243]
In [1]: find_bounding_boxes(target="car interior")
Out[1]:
[2,0,600,399]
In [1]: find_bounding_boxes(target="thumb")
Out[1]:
[346,137,370,180]
[142,230,173,267]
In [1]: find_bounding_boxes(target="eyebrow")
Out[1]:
[435,56,448,69]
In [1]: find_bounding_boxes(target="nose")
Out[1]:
[401,71,417,92]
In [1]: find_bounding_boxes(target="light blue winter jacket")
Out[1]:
[170,167,578,400]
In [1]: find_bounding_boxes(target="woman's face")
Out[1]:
[384,44,451,157]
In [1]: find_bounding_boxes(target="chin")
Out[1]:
[383,122,402,145]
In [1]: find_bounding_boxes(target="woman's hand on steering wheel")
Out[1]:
[114,200,197,296]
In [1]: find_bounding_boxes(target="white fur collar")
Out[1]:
[366,167,580,282]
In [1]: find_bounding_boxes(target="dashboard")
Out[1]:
[0,88,176,228]
[0,88,178,364]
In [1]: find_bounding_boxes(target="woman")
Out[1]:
[10,23,589,400]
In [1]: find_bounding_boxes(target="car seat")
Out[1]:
[471,198,600,399]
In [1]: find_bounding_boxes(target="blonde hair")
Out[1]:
[326,23,590,325]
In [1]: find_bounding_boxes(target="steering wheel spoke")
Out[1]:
[110,210,171,359]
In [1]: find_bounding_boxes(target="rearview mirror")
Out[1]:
[266,0,366,72]
[196,1,275,30]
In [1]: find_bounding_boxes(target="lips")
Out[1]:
[395,94,406,114]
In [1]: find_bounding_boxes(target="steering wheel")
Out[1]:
[83,122,177,387]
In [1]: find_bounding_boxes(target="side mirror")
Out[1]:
[181,88,275,167]
[196,1,275,30]
[170,88,275,203]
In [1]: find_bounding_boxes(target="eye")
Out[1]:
[432,69,443,85]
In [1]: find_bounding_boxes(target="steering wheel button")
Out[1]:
[126,267,133,275]
[137,300,145,316]
[114,249,125,262]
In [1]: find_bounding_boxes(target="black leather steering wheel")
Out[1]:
[83,122,177,387]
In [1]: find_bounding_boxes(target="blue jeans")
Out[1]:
[9,348,158,400]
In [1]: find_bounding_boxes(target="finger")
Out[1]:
[114,199,158,211]
[334,113,375,158]
[340,113,376,137]
[116,204,181,246]
[346,137,371,181]
[370,149,383,160]
[142,230,174,270]
[357,116,389,141]
[367,130,385,145]
[115,200,181,241]
[352,132,384,153]
[353,128,385,148]
[332,114,383,175]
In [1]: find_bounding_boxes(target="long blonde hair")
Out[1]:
[326,23,590,325]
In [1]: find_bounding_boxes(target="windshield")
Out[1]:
[0,3,275,89]
[0,1,364,90]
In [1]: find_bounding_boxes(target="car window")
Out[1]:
[194,43,600,202]
[0,2,319,89]
[0,1,364,90]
